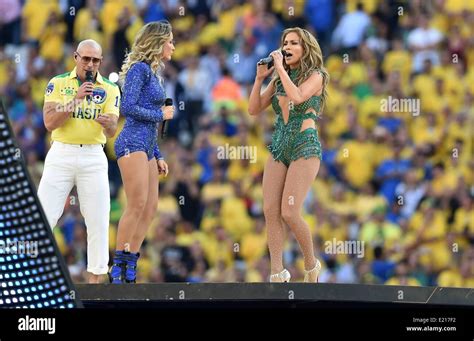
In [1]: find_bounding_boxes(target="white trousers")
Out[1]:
[38,141,110,275]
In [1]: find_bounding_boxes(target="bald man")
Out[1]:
[38,40,120,283]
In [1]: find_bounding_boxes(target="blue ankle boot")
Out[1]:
[124,252,140,283]
[108,250,126,284]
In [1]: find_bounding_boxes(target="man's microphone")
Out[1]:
[85,71,94,103]
[258,50,287,69]
[161,98,173,139]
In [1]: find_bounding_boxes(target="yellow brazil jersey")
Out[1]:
[22,0,60,41]
[44,68,120,144]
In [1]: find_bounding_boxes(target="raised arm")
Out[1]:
[276,69,323,105]
[270,50,323,105]
[248,64,275,116]
[120,62,164,123]
[43,78,92,131]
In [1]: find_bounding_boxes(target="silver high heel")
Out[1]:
[270,269,291,282]
[304,259,321,283]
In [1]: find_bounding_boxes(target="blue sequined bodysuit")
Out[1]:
[115,61,165,160]
[268,68,322,167]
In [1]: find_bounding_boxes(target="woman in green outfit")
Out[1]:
[249,27,329,283]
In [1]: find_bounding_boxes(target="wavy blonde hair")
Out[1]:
[272,27,329,112]
[119,20,172,83]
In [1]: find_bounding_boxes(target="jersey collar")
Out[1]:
[69,67,105,85]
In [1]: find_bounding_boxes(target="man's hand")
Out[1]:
[95,114,118,137]
[95,114,114,128]
[157,159,169,177]
[76,82,94,100]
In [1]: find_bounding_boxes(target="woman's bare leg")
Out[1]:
[130,158,159,253]
[263,156,288,275]
[281,157,321,271]
[116,152,150,251]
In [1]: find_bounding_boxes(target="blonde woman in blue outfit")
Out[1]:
[110,21,175,283]
[249,27,329,283]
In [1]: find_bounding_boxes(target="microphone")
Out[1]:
[85,71,94,103]
[161,98,173,139]
[258,50,288,69]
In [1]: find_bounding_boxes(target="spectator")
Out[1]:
[226,39,260,85]
[407,14,443,73]
[375,142,411,204]
[305,0,334,52]
[395,170,427,219]
[39,12,67,62]
[385,259,421,286]
[331,2,370,51]
[178,56,213,136]
[0,0,22,46]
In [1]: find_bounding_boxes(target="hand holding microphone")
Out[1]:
[256,63,275,81]
[75,71,94,102]
[85,71,94,102]
[256,50,287,80]
[161,98,174,139]
[258,50,287,69]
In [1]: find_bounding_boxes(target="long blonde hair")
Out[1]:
[119,20,172,83]
[273,27,329,111]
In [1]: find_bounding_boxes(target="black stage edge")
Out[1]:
[76,283,474,308]
[1,284,472,339]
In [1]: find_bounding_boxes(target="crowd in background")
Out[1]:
[0,0,473,286]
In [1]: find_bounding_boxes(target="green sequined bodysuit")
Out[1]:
[268,68,322,167]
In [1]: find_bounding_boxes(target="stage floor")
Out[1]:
[76,283,474,308]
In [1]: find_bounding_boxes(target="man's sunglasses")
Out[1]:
[75,52,102,65]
